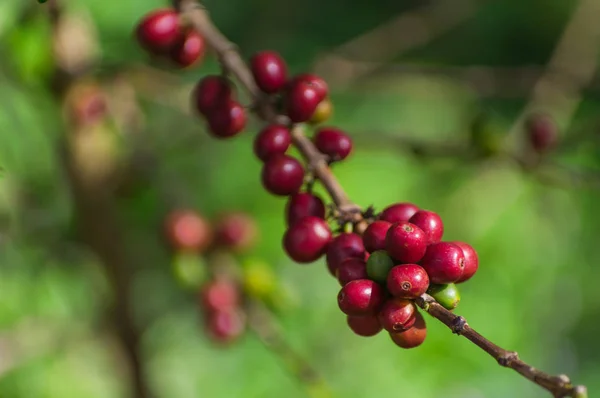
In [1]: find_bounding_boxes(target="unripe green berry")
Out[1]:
[171,251,207,290]
[366,250,395,283]
[427,283,460,310]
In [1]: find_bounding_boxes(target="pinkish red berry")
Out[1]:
[261,154,305,196]
[289,74,328,101]
[336,258,368,286]
[409,210,444,245]
[378,298,416,332]
[326,233,365,276]
[200,279,240,312]
[214,212,258,252]
[165,209,212,252]
[283,216,331,263]
[452,241,479,283]
[337,279,385,316]
[526,113,558,153]
[313,127,353,161]
[169,30,205,67]
[285,81,321,123]
[347,315,382,337]
[192,75,233,116]
[379,202,419,223]
[385,222,427,264]
[362,220,392,253]
[387,264,429,299]
[136,8,180,54]
[420,242,465,284]
[206,309,245,343]
[389,311,426,349]
[285,192,326,226]
[254,124,291,161]
[250,51,288,94]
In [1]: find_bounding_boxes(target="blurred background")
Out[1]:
[1,0,600,397]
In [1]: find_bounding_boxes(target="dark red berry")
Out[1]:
[409,210,444,245]
[325,233,366,276]
[206,309,245,343]
[379,202,419,223]
[289,74,328,101]
[200,279,240,312]
[337,258,368,286]
[250,51,288,94]
[526,113,558,153]
[207,100,246,138]
[337,279,385,316]
[365,250,395,283]
[313,127,353,161]
[285,81,321,123]
[385,222,427,264]
[261,154,305,196]
[389,311,426,349]
[285,192,326,226]
[378,298,416,332]
[165,209,212,252]
[420,242,465,284]
[254,124,291,161]
[283,216,331,263]
[387,264,429,299]
[136,8,180,53]
[214,212,258,252]
[363,220,392,253]
[192,75,233,115]
[169,30,205,67]
[347,315,382,337]
[452,241,479,283]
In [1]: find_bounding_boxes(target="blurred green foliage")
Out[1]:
[0,0,599,397]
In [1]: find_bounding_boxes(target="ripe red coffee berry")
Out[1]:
[200,279,240,312]
[285,192,326,226]
[337,258,368,286]
[250,51,288,94]
[165,209,212,252]
[378,298,416,332]
[289,73,328,101]
[261,154,305,196]
[420,242,465,284]
[285,81,321,123]
[347,315,382,337]
[254,124,291,162]
[136,8,180,53]
[525,112,558,153]
[214,212,258,252]
[385,221,427,264]
[207,100,246,138]
[313,127,353,161]
[326,233,366,276]
[379,202,419,223]
[283,216,331,263]
[452,241,479,283]
[389,311,427,349]
[387,264,429,299]
[192,75,233,115]
[169,30,205,67]
[206,309,246,343]
[409,210,444,245]
[337,279,385,316]
[363,220,392,253]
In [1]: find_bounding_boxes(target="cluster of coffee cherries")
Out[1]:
[136,8,205,68]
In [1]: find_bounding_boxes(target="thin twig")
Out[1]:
[175,1,587,396]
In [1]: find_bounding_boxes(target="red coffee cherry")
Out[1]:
[389,311,427,349]
[283,216,331,263]
[313,127,353,161]
[289,73,328,101]
[200,279,240,312]
[452,241,479,283]
[254,124,291,161]
[326,233,366,276]
[525,112,558,153]
[337,279,385,316]
[207,100,247,138]
[192,75,233,116]
[250,51,288,94]
[387,264,429,299]
[135,8,180,54]
[169,30,205,67]
[379,202,419,223]
[385,222,427,264]
[206,309,246,343]
[362,220,392,253]
[261,154,305,196]
[214,212,258,252]
[336,258,368,286]
[409,210,444,245]
[378,298,416,332]
[285,192,326,226]
[347,315,382,337]
[420,242,465,284]
[165,209,212,252]
[285,81,321,123]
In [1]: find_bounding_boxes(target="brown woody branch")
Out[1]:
[174,1,586,396]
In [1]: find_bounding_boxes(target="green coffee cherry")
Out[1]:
[470,112,505,157]
[171,251,207,290]
[241,257,277,300]
[366,250,395,283]
[427,283,460,310]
